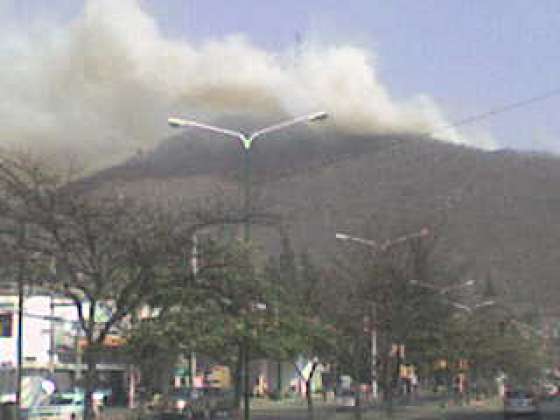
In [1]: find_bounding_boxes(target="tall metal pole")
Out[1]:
[243,147,251,242]
[74,324,82,386]
[242,146,251,420]
[276,360,282,399]
[371,303,378,400]
[16,273,23,420]
[191,234,198,388]
[16,224,25,420]
[49,295,55,374]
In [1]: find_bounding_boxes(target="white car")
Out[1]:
[28,392,84,420]
[503,390,540,419]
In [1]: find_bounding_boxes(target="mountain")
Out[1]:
[86,119,560,311]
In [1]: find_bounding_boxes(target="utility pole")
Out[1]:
[49,295,55,374]
[190,234,198,389]
[242,146,251,420]
[371,303,378,400]
[74,324,82,386]
[48,258,58,376]
[276,361,282,399]
[15,224,26,420]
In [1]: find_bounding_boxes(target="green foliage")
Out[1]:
[129,238,289,363]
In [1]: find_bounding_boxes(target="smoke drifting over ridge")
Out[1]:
[0,0,491,168]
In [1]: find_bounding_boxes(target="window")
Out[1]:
[0,313,13,337]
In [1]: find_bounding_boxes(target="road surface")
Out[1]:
[251,399,560,419]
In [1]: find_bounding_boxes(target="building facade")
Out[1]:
[0,285,130,404]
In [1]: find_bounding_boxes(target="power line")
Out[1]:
[432,87,560,135]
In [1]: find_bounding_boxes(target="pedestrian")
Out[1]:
[411,374,418,399]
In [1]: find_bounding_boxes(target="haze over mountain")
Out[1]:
[86,117,560,313]
[1,0,496,170]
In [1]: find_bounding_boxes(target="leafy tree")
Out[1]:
[128,237,281,405]
[263,248,337,418]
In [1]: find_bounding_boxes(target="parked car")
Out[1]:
[156,388,201,419]
[335,389,358,411]
[156,387,236,419]
[503,389,540,419]
[27,391,84,420]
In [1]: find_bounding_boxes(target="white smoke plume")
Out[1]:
[0,0,491,169]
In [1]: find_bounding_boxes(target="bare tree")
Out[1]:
[0,153,193,418]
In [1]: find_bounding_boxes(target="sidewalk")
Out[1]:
[250,394,450,419]
[96,395,500,420]
[333,395,500,420]
[98,407,138,420]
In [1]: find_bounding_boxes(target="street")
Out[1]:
[249,399,560,420]
[447,400,560,420]
[447,400,560,419]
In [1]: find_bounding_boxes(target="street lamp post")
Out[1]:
[169,112,328,420]
[442,298,494,402]
[335,228,430,402]
[169,112,327,240]
[15,225,25,420]
[408,279,495,401]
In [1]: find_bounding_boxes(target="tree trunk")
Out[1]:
[243,340,250,420]
[305,379,313,420]
[305,384,314,420]
[382,355,393,417]
[233,344,243,409]
[351,350,362,420]
[305,361,318,420]
[378,329,393,418]
[353,390,362,420]
[393,349,401,399]
[83,347,96,420]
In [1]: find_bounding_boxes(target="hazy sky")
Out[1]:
[2,0,560,154]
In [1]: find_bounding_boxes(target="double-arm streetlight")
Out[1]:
[169,112,328,151]
[408,277,494,403]
[409,279,475,295]
[169,112,328,241]
[446,300,495,313]
[408,279,494,313]
[335,228,430,252]
[168,111,328,420]
[334,228,429,401]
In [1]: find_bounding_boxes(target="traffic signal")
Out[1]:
[400,364,415,379]
[499,321,506,335]
[390,343,405,358]
[434,359,447,370]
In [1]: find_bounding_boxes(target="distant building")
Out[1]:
[0,284,130,404]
